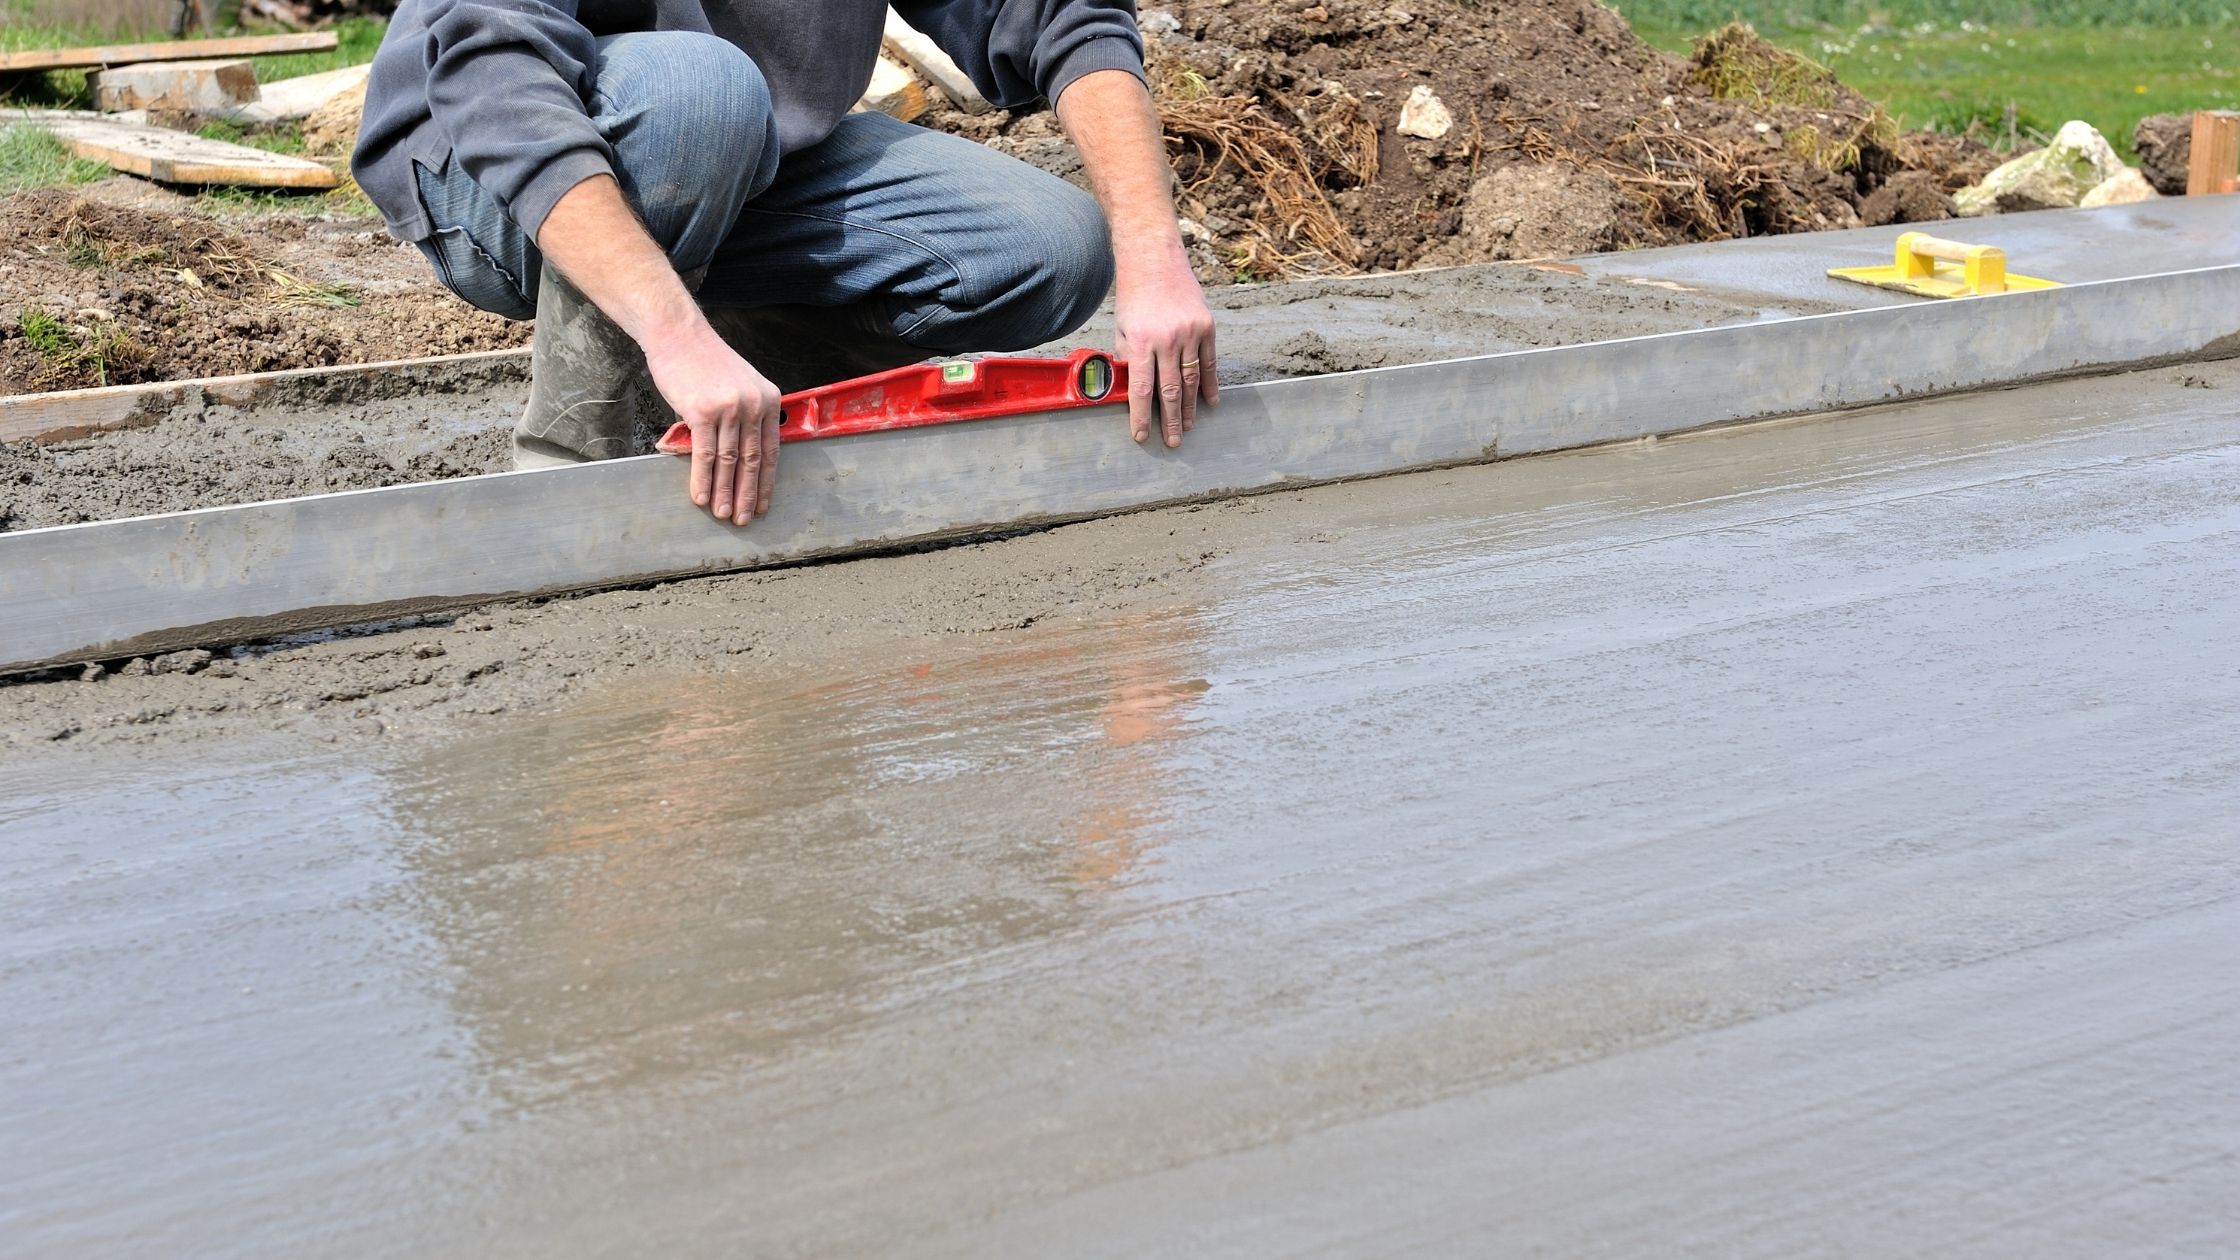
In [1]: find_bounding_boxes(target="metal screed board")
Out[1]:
[4,266,2237,674]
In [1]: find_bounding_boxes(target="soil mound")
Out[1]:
[0,187,527,393]
[928,4,1995,280]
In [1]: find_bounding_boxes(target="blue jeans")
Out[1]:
[413,30,1115,355]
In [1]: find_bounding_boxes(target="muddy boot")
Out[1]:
[514,265,705,470]
[703,303,925,395]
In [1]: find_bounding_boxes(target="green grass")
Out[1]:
[0,124,111,191]
[16,304,142,386]
[1612,1,2234,26]
[0,13,383,212]
[1618,7,2240,159]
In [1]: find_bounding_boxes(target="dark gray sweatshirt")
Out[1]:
[352,0,1144,244]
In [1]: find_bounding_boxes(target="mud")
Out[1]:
[4,361,2236,1256]
[0,183,528,394]
[0,262,1778,531]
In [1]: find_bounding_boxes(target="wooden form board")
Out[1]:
[2189,111,2240,196]
[27,113,337,189]
[882,8,989,113]
[0,32,335,74]
[4,265,2237,676]
[255,63,371,121]
[857,55,929,122]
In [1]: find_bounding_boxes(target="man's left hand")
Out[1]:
[1116,259,1217,448]
[1056,68,1221,452]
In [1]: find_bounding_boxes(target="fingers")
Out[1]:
[1127,338,1155,445]
[1156,344,1185,449]
[690,420,717,509]
[755,406,780,518]
[1197,328,1219,409]
[711,407,741,524]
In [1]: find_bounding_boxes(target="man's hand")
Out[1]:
[1115,256,1216,448]
[1057,68,1218,449]
[645,327,782,524]
[538,174,777,522]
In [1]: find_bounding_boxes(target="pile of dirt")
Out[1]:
[929,3,1997,280]
[0,186,528,393]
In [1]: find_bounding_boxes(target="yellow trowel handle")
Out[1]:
[1894,232,2009,295]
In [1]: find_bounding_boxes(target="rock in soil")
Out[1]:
[2081,169,2160,209]
[2134,114,2191,197]
[1955,120,2129,217]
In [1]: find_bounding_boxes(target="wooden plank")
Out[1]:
[0,348,531,446]
[3,265,2236,676]
[856,54,928,122]
[31,114,337,189]
[255,63,370,121]
[2188,110,2240,196]
[882,8,989,114]
[0,33,335,74]
[91,58,258,114]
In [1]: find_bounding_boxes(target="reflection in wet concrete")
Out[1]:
[384,614,1210,1101]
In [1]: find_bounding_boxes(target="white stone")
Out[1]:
[2080,168,2161,209]
[1955,119,2131,217]
[1396,84,1451,141]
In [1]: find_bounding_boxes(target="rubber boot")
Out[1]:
[513,265,706,470]
[702,303,926,396]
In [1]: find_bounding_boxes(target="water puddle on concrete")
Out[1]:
[6,367,2240,1256]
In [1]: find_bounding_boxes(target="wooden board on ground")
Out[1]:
[255,63,371,121]
[856,55,928,122]
[26,113,337,189]
[91,58,258,114]
[882,8,989,114]
[2188,111,2240,197]
[0,32,336,74]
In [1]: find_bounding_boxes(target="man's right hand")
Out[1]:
[537,175,782,524]
[645,327,783,525]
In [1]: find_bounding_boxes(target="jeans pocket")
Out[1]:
[417,228,534,321]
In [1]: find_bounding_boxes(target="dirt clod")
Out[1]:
[1417,164,1628,265]
[2134,114,2192,197]
[1859,170,1956,227]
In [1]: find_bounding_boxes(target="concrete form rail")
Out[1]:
[4,265,2237,675]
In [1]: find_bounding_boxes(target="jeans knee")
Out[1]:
[591,32,776,260]
[975,184,1114,348]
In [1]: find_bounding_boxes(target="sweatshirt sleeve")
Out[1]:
[893,0,1146,111]
[419,0,615,241]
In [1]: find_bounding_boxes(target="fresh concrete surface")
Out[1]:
[4,359,2235,1256]
[1576,196,2240,313]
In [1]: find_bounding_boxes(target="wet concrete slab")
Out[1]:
[3,365,2237,1255]
[1574,197,2240,314]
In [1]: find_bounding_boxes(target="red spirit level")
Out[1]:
[656,347,1127,452]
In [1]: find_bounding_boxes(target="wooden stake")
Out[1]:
[2188,111,2240,196]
